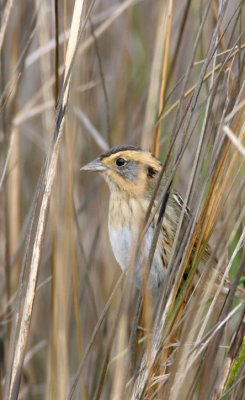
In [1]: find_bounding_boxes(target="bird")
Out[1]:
[81,144,201,292]
[81,144,244,296]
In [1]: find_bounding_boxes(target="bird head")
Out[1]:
[81,145,161,197]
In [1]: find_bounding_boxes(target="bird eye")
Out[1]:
[116,158,126,167]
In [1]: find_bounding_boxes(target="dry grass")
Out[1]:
[0,0,244,399]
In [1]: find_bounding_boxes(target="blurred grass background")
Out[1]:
[0,0,245,399]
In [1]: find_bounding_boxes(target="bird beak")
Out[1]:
[80,158,106,172]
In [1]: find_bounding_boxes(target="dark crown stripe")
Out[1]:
[100,145,141,159]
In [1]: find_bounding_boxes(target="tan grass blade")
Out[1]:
[153,0,174,157]
[141,2,166,150]
[4,1,85,398]
[0,0,15,53]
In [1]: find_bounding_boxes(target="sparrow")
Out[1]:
[81,144,198,291]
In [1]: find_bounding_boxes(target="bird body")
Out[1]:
[81,145,183,290]
[108,194,168,289]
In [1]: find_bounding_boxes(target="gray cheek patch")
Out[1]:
[118,161,138,181]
